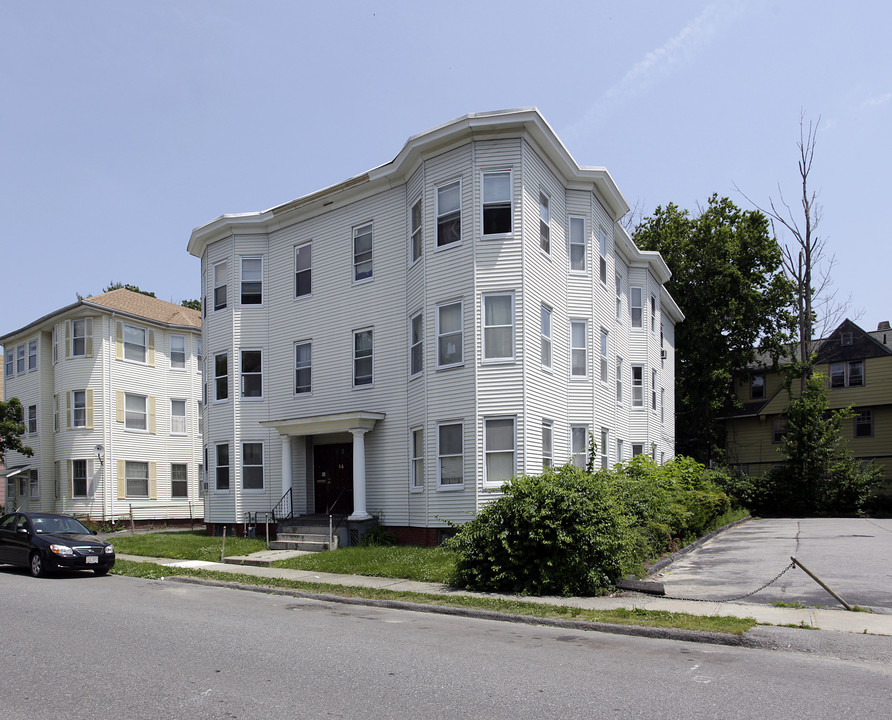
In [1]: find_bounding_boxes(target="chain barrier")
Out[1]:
[664,560,798,604]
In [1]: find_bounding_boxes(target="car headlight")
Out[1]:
[104,545,114,555]
[49,544,75,557]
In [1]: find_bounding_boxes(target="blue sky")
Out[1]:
[1,0,889,346]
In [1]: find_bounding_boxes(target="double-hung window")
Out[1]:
[215,444,230,491]
[70,390,88,428]
[213,261,228,311]
[631,365,644,408]
[171,464,188,498]
[772,417,788,444]
[353,329,373,386]
[411,428,424,490]
[438,423,463,487]
[615,274,622,321]
[410,313,423,376]
[126,461,149,498]
[410,200,423,263]
[569,216,586,271]
[652,369,658,411]
[482,171,511,236]
[72,459,88,498]
[241,257,263,305]
[750,373,766,399]
[27,405,37,434]
[16,344,25,373]
[124,324,147,363]
[71,318,92,357]
[294,341,312,394]
[482,293,514,362]
[240,350,263,398]
[437,301,463,368]
[650,295,657,333]
[571,426,588,470]
[539,193,550,253]
[599,328,609,384]
[600,428,609,469]
[125,394,148,431]
[542,421,553,468]
[484,417,515,485]
[242,443,264,490]
[437,181,461,247]
[570,320,588,378]
[353,223,373,281]
[4,352,11,377]
[28,340,37,371]
[616,357,624,403]
[214,353,228,401]
[630,287,643,328]
[171,399,187,435]
[540,305,552,369]
[854,409,873,438]
[170,334,186,369]
[830,360,865,388]
[599,227,608,285]
[295,242,312,297]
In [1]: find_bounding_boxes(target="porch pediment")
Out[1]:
[259,411,385,437]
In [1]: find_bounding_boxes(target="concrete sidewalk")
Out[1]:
[117,552,892,638]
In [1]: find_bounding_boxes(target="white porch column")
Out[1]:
[348,427,371,521]
[280,434,292,500]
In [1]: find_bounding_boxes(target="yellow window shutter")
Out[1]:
[115,321,123,361]
[85,317,94,357]
[68,460,74,499]
[149,462,157,499]
[116,390,125,423]
[147,329,155,367]
[65,320,71,359]
[148,396,156,434]
[85,389,94,429]
[117,460,126,499]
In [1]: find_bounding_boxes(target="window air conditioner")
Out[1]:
[660,350,668,360]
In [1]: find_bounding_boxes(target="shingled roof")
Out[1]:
[84,289,200,329]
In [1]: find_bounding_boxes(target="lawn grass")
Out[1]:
[110,559,756,636]
[110,530,267,562]
[271,544,456,583]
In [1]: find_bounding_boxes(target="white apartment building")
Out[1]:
[188,108,682,543]
[1,289,204,523]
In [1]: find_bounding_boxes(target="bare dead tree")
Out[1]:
[620,196,647,234]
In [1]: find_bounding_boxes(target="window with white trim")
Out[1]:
[600,328,609,384]
[542,421,553,468]
[615,274,622,321]
[652,369,658,411]
[294,341,312,394]
[242,442,264,490]
[632,365,644,408]
[214,353,228,401]
[197,401,203,436]
[295,242,312,297]
[571,426,588,470]
[750,373,765,399]
[437,181,461,247]
[53,395,59,432]
[438,422,463,487]
[215,444,230,491]
[170,334,186,369]
[353,329,373,386]
[569,216,585,271]
[483,293,514,362]
[171,463,188,498]
[661,388,665,423]
[830,360,864,388]
[599,227,608,285]
[482,171,511,235]
[241,349,263,398]
[171,399,186,435]
[27,405,37,434]
[28,340,37,371]
[16,344,24,373]
[124,323,147,363]
[72,459,88,498]
[600,428,609,469]
[616,356,623,404]
[71,390,87,428]
[650,294,657,333]
[241,257,263,305]
[353,223,373,281]
[29,469,39,499]
[570,320,588,378]
[632,443,644,456]
[126,461,149,498]
[410,199,423,262]
[484,417,515,485]
[616,439,624,463]
[4,351,12,377]
[71,318,91,357]
[630,287,643,328]
[411,428,424,489]
[125,393,148,431]
[213,261,228,311]
[437,301,463,368]
[539,192,550,253]
[410,313,423,376]
[772,416,788,444]
[541,304,552,369]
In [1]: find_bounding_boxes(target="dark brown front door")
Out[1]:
[314,443,353,515]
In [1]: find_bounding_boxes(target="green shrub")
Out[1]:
[446,466,637,596]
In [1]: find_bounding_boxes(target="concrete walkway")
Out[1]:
[117,551,892,638]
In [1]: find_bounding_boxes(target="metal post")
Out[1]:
[221,526,226,563]
[329,514,333,550]
[791,556,853,611]
[265,513,270,549]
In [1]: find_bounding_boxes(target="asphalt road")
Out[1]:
[654,517,892,610]
[0,568,889,719]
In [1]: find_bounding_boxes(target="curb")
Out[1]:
[163,574,760,649]
[646,516,753,576]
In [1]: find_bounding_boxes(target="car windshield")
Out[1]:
[31,516,91,535]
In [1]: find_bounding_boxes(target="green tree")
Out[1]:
[180,299,201,311]
[634,195,795,464]
[0,398,34,464]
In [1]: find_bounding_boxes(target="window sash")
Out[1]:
[171,464,188,498]
[540,305,552,368]
[295,342,312,394]
[854,410,873,437]
[171,400,187,435]
[72,459,88,498]
[215,444,230,491]
[72,319,88,356]
[410,314,423,376]
[569,216,586,271]
[125,461,149,498]
[241,257,263,305]
[570,321,587,377]
[295,243,312,297]
[437,181,461,247]
[354,330,373,386]
[353,224,373,281]
[630,287,643,328]
[410,200,423,262]
[438,423,463,486]
[631,366,644,407]
[571,426,588,469]
[124,324,147,363]
[542,422,553,468]
[750,374,765,399]
[170,335,186,369]
[240,350,263,398]
[411,429,424,489]
[483,294,514,361]
[482,171,511,235]
[485,418,515,484]
[600,329,609,383]
[539,193,550,253]
[242,443,264,490]
[28,340,37,370]
[125,394,148,431]
[214,354,228,401]
[214,262,228,310]
[72,391,87,427]
[437,302,463,367]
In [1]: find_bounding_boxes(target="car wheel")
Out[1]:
[93,567,109,576]
[30,552,46,578]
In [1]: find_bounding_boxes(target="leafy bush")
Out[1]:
[446,466,637,596]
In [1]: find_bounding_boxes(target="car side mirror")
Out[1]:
[91,530,98,535]
[16,528,29,534]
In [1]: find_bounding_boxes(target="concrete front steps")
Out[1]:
[270,531,338,553]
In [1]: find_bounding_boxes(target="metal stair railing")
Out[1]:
[270,487,293,523]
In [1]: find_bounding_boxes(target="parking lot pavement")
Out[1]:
[652,518,892,612]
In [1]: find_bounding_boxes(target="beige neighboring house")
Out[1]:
[1,289,204,523]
